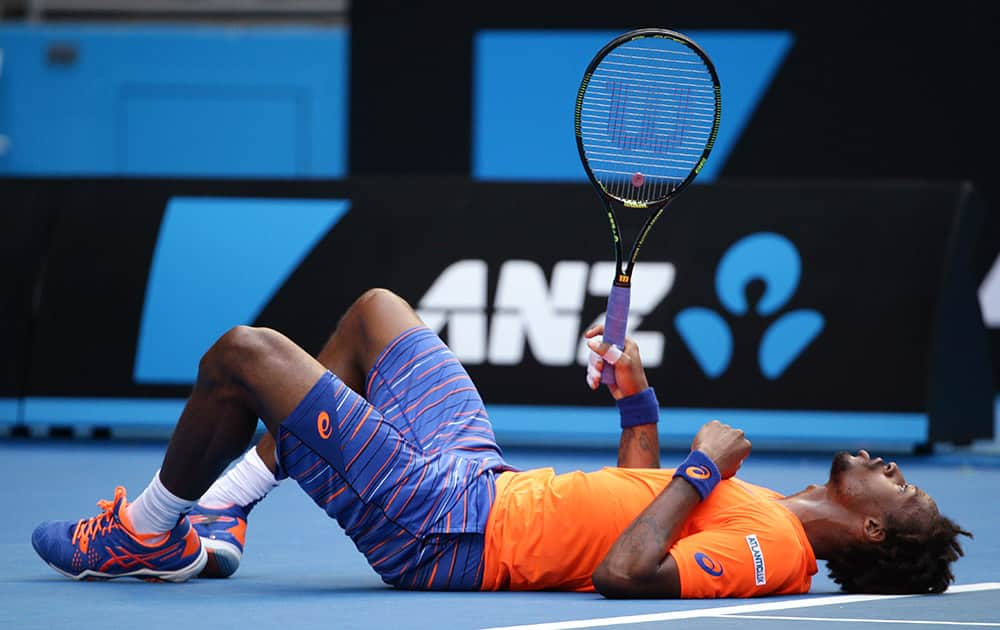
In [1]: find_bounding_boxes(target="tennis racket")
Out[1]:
[575,28,722,385]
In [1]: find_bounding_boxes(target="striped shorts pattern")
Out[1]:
[275,327,512,590]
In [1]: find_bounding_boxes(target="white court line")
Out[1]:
[718,614,1000,627]
[480,582,1000,630]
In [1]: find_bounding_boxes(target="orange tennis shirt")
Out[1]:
[480,467,817,597]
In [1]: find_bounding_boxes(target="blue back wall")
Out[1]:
[0,24,349,177]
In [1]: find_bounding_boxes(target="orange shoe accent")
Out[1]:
[225,518,247,546]
[181,525,201,559]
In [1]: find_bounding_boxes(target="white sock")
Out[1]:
[127,471,198,536]
[199,446,279,509]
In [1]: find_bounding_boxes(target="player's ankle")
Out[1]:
[120,505,171,542]
[127,472,199,536]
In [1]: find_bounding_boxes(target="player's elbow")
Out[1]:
[592,563,629,598]
[592,564,678,599]
[592,557,681,599]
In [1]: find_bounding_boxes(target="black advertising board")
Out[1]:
[1,177,990,446]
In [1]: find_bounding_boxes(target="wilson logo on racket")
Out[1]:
[317,411,332,440]
[685,465,713,480]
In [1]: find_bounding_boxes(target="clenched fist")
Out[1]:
[691,420,752,479]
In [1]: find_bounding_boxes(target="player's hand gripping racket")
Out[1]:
[576,28,721,386]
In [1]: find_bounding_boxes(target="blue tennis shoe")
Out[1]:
[188,503,251,578]
[31,486,206,582]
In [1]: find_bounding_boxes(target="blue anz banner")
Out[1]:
[472,30,793,181]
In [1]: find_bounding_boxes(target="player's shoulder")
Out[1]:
[699,480,795,529]
[719,476,784,501]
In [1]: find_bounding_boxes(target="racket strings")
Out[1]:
[578,36,718,206]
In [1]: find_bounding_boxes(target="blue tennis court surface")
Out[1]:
[2,440,998,629]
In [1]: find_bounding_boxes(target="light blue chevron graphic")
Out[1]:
[473,29,794,182]
[134,197,349,385]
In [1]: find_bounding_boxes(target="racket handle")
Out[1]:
[601,284,631,386]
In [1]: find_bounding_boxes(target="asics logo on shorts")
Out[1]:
[685,465,712,480]
[317,411,332,440]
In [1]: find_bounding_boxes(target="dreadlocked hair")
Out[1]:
[826,512,972,594]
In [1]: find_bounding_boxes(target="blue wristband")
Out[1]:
[617,387,660,428]
[673,450,721,500]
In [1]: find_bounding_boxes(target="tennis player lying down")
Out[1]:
[32,289,970,597]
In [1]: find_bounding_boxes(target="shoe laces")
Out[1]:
[71,486,126,553]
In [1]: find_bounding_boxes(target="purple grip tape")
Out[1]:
[601,284,631,385]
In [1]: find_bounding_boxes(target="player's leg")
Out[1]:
[315,287,428,383]
[202,287,425,487]
[188,428,280,578]
[273,365,503,590]
[353,293,513,589]
[207,287,423,474]
[189,288,506,588]
[267,289,510,589]
[31,326,326,581]
[359,293,506,463]
[191,288,426,576]
[157,326,325,496]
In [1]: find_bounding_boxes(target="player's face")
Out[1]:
[828,450,937,531]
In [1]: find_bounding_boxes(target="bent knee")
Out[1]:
[201,326,287,379]
[218,324,281,354]
[346,289,417,330]
[354,288,408,313]
[340,288,423,361]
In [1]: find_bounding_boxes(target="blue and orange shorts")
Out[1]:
[275,326,513,590]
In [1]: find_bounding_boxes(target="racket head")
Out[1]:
[574,28,722,209]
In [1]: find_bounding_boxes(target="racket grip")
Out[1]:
[601,284,631,386]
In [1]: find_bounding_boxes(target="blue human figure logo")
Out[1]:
[674,232,824,380]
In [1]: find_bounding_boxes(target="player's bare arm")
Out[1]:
[592,421,752,598]
[585,325,659,469]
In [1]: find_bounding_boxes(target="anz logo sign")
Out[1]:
[135,197,823,385]
[418,232,824,380]
[676,232,824,380]
[417,260,674,368]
